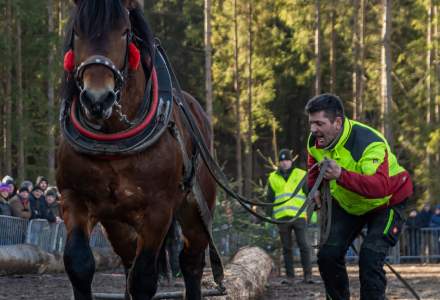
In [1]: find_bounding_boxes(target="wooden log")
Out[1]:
[93,246,272,300]
[0,244,120,275]
[203,246,273,300]
[94,289,224,300]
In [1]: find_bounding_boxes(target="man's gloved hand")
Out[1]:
[323,159,341,180]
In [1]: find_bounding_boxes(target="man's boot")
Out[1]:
[303,271,314,284]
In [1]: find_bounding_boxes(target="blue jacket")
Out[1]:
[29,194,55,222]
[430,205,440,228]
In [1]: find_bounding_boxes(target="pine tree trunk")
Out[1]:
[381,0,393,147]
[204,0,214,153]
[426,0,434,202]
[353,0,360,119]
[427,0,433,126]
[0,87,3,175]
[435,4,439,123]
[16,6,25,182]
[234,0,243,194]
[244,0,253,199]
[48,0,56,184]
[137,0,144,10]
[358,0,366,120]
[315,0,322,95]
[272,119,278,165]
[434,5,439,164]
[4,0,13,176]
[330,0,336,94]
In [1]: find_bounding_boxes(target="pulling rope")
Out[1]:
[349,236,421,300]
[156,42,327,226]
[317,186,420,300]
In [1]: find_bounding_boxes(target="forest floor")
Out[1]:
[0,264,438,299]
[262,264,440,300]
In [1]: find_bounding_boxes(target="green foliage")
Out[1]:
[1,0,439,219]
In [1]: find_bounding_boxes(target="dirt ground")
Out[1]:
[262,264,440,300]
[0,264,438,300]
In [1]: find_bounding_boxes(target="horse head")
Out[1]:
[66,0,150,124]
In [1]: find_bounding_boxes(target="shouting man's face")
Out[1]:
[308,111,343,148]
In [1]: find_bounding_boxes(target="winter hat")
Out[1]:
[2,175,15,185]
[35,176,48,186]
[32,186,43,193]
[279,149,293,161]
[20,180,33,191]
[0,183,11,193]
[19,186,29,193]
[45,188,58,198]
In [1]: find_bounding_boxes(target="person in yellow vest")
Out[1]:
[305,94,413,300]
[266,149,313,283]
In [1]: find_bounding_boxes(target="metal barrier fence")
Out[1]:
[1,214,439,263]
[0,215,111,253]
[212,224,440,263]
[0,216,28,246]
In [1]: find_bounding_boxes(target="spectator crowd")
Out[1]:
[0,175,62,223]
[405,203,440,258]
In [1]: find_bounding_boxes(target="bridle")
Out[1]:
[73,31,132,99]
[64,21,142,125]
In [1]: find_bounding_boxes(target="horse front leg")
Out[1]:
[62,191,96,300]
[178,200,210,300]
[101,221,138,300]
[127,212,172,300]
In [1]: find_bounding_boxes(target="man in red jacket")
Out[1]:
[305,94,412,300]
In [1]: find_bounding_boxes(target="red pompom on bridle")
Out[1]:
[63,42,140,73]
[64,49,75,73]
[128,42,141,70]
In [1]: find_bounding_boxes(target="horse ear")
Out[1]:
[122,0,141,10]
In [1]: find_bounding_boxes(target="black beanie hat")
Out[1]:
[45,188,58,198]
[279,149,292,161]
[19,187,29,193]
[35,176,48,186]
[32,186,43,193]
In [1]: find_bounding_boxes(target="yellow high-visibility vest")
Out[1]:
[307,118,407,215]
[268,168,307,220]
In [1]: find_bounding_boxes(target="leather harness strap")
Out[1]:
[60,49,173,156]
[168,120,225,292]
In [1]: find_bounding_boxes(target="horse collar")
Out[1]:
[60,50,173,157]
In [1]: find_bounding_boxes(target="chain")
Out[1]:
[114,102,134,126]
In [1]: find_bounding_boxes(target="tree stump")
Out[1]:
[203,246,273,299]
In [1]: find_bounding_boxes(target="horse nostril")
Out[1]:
[80,89,95,108]
[99,91,117,108]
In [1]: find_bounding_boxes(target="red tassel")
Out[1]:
[64,49,75,72]
[128,42,140,70]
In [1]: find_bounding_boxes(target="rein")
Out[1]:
[157,43,327,226]
[315,181,420,300]
[157,44,420,298]
[350,232,421,300]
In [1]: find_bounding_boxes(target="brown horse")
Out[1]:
[56,1,216,299]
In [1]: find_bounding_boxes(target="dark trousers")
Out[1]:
[277,218,312,278]
[318,200,406,300]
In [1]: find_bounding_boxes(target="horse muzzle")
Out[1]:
[80,88,117,120]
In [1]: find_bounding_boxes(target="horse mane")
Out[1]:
[128,5,155,66]
[75,0,127,40]
[62,0,155,102]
